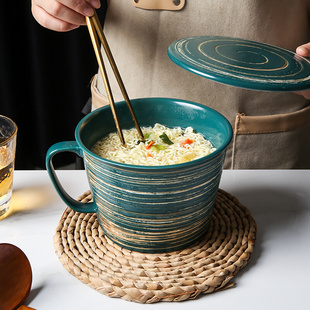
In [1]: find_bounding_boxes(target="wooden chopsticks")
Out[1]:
[86,11,143,145]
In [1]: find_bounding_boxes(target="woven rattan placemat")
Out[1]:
[53,189,256,303]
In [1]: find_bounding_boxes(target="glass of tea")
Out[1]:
[0,115,17,219]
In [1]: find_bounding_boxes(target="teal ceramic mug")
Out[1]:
[46,98,232,253]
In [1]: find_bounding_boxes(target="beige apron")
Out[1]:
[91,0,310,169]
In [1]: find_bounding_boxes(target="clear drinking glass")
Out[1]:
[0,115,17,219]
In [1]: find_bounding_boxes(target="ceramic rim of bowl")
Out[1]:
[75,98,233,170]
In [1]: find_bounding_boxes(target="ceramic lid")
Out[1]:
[167,36,310,91]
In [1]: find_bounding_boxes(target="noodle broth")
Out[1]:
[91,123,216,166]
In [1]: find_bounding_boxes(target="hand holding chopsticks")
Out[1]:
[86,11,144,145]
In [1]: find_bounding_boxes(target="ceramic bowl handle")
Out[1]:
[45,141,97,213]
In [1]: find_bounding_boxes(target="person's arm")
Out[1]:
[31,0,101,32]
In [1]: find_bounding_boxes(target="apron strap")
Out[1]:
[132,0,185,11]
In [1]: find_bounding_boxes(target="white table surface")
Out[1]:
[1,170,309,309]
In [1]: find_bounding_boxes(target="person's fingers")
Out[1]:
[296,43,310,58]
[294,90,310,99]
[32,4,81,31]
[56,0,100,17]
[86,0,101,9]
[31,0,101,32]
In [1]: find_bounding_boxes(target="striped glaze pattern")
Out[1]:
[168,36,310,91]
[84,150,226,253]
[46,98,232,253]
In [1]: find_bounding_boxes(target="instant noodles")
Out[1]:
[92,123,216,166]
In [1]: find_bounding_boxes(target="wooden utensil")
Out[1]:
[0,243,34,310]
[86,11,144,145]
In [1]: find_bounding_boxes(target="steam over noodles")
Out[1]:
[91,123,216,166]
